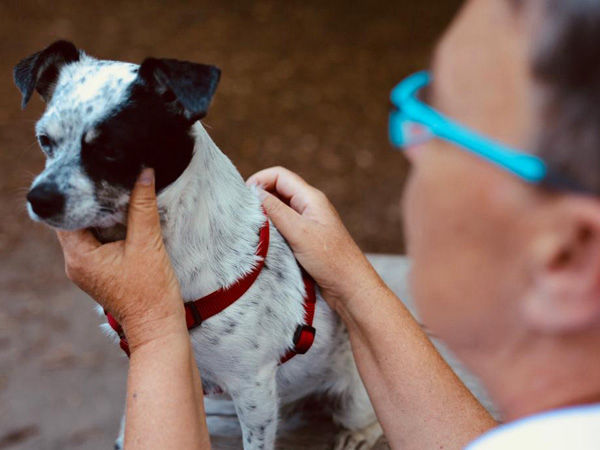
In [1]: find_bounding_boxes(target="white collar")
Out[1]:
[466,404,600,449]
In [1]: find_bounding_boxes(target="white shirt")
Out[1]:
[466,404,600,449]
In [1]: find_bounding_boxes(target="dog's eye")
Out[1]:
[81,134,121,164]
[38,134,51,147]
[103,147,119,162]
[37,134,54,155]
[161,89,176,103]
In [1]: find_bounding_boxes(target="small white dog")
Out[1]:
[15,40,382,450]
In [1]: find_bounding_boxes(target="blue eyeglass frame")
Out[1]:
[389,71,588,193]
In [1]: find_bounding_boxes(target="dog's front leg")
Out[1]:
[229,369,279,450]
[114,410,125,450]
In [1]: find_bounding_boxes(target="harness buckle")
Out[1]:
[293,324,316,354]
[185,301,203,329]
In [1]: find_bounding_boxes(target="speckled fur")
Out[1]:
[26,53,381,450]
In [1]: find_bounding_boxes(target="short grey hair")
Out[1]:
[532,0,600,193]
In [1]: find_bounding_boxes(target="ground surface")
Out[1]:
[0,1,469,448]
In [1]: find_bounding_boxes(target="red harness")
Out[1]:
[105,215,316,366]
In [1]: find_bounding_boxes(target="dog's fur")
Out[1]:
[15,41,382,450]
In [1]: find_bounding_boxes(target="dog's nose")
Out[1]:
[27,183,65,218]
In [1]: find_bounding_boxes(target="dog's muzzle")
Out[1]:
[27,183,65,219]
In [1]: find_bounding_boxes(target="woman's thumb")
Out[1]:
[126,168,162,247]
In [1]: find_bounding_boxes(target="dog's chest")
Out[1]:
[174,232,309,392]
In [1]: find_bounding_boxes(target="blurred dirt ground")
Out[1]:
[0,1,461,448]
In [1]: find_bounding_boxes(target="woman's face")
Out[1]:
[403,0,541,362]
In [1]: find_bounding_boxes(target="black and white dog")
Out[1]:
[14,41,382,450]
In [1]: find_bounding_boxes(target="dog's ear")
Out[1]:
[13,40,80,109]
[138,58,221,121]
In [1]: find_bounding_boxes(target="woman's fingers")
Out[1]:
[258,189,305,247]
[56,228,101,256]
[125,168,163,250]
[248,166,321,215]
[247,166,308,196]
[56,229,102,282]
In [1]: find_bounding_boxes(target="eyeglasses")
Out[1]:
[388,71,589,193]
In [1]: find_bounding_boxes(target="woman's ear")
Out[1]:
[522,196,600,333]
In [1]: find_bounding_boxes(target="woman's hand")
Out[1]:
[247,166,383,313]
[56,168,185,352]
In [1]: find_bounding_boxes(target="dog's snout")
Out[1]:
[27,183,65,218]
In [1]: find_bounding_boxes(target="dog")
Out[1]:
[14,40,382,450]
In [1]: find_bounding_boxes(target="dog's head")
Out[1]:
[15,40,220,231]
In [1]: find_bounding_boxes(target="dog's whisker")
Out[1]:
[12,186,30,196]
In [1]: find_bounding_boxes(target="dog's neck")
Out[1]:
[158,123,265,301]
[97,122,265,301]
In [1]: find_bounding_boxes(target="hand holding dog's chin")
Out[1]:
[247,166,385,315]
[56,168,187,353]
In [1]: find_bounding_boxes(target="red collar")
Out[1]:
[105,213,316,365]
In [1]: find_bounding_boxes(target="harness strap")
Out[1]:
[184,218,270,329]
[279,270,316,364]
[104,211,316,370]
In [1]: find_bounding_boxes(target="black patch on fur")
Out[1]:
[80,83,196,192]
[224,320,236,334]
[80,56,220,194]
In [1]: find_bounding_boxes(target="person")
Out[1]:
[55,0,600,448]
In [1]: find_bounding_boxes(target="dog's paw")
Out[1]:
[333,430,370,450]
[333,422,383,450]
[204,397,242,436]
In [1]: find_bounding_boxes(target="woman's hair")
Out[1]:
[532,0,600,193]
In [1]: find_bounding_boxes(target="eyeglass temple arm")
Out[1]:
[391,72,547,183]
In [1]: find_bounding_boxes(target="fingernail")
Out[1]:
[139,168,154,185]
